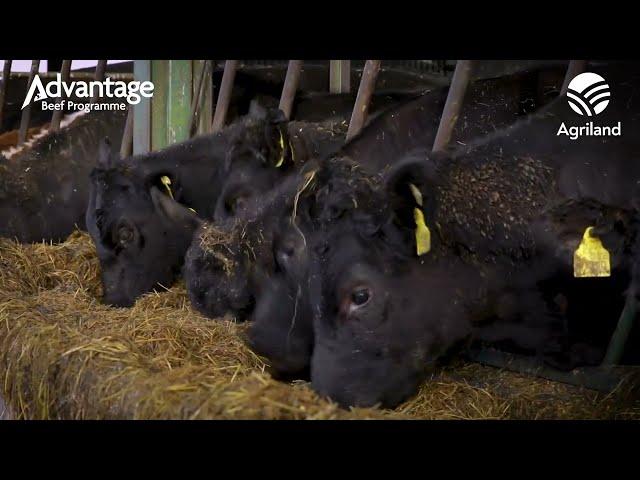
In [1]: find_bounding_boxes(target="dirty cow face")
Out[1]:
[185,166,317,376]
[305,156,478,408]
[87,140,201,307]
[245,214,315,377]
[214,103,292,222]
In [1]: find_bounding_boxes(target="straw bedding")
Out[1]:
[0,231,638,420]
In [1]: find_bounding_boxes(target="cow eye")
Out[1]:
[117,225,134,245]
[234,196,248,212]
[350,287,371,307]
[226,194,249,216]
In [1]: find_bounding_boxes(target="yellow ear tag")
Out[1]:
[414,207,431,256]
[275,130,285,168]
[573,226,611,278]
[160,175,174,200]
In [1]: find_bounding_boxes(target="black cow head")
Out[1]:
[86,103,291,308]
[184,164,317,376]
[87,139,202,307]
[214,101,294,222]
[302,153,478,407]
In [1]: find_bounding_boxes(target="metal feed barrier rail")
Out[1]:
[0,60,136,149]
[0,59,635,393]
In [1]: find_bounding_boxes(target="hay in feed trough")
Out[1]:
[0,232,638,420]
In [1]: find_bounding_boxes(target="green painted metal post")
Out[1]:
[138,60,207,152]
[151,60,169,151]
[167,60,192,145]
[133,60,151,155]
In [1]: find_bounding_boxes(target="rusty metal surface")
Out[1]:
[346,60,381,141]
[50,60,73,132]
[432,60,475,152]
[278,60,303,119]
[17,60,41,145]
[211,60,238,132]
[90,59,108,104]
[189,60,212,137]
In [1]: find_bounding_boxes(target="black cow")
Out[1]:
[183,65,568,376]
[87,104,348,307]
[306,62,640,407]
[0,108,127,243]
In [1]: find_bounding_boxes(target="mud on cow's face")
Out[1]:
[86,140,201,307]
[185,166,317,377]
[305,154,475,408]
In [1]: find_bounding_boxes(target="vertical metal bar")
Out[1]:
[211,60,238,132]
[346,60,381,141]
[189,60,211,137]
[50,60,72,132]
[279,60,303,120]
[561,60,588,95]
[432,60,475,152]
[0,60,12,130]
[151,60,169,150]
[18,60,41,145]
[133,60,151,155]
[120,105,134,158]
[166,60,192,145]
[330,60,350,94]
[197,60,213,136]
[602,287,637,365]
[91,60,108,103]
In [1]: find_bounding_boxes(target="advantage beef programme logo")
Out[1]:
[557,72,621,140]
[21,74,154,113]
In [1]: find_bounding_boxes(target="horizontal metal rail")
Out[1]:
[466,348,637,394]
[6,71,133,81]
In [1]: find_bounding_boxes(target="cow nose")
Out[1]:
[103,291,134,307]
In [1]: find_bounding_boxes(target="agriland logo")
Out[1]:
[566,72,611,116]
[557,72,621,140]
[21,74,154,112]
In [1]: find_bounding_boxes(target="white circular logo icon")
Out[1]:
[566,72,610,116]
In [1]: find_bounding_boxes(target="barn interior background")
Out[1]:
[0,59,638,420]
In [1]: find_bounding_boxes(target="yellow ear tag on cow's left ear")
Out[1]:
[275,129,285,168]
[573,226,611,278]
[414,207,431,256]
[160,175,174,200]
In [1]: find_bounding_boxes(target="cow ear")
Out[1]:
[97,137,114,169]
[384,150,445,254]
[150,186,202,229]
[249,98,287,124]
